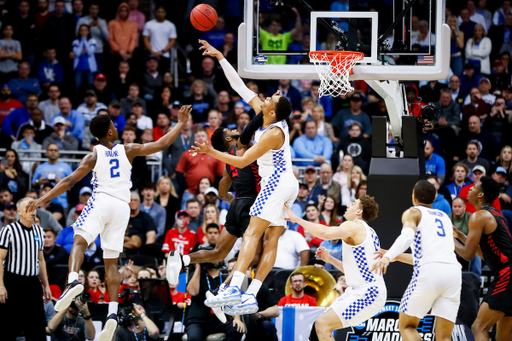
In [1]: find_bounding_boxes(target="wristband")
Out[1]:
[84,315,92,320]
[140,314,147,319]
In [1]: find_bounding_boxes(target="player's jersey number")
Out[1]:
[435,218,446,237]
[110,159,120,178]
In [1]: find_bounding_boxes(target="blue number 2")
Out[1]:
[110,159,120,178]
[435,218,446,237]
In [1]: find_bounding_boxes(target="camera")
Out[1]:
[77,291,91,303]
[420,103,440,122]
[118,300,136,327]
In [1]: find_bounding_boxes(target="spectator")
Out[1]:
[34,0,52,31]
[448,15,465,76]
[424,140,446,183]
[127,0,145,38]
[219,32,237,66]
[108,3,138,65]
[1,93,39,144]
[48,298,95,341]
[143,6,177,72]
[52,97,85,142]
[274,229,309,269]
[0,24,22,85]
[459,165,501,213]
[465,24,492,75]
[316,241,343,272]
[493,0,512,25]
[42,115,79,151]
[278,272,317,307]
[311,104,335,142]
[184,80,215,123]
[140,182,167,239]
[449,197,472,236]
[153,111,171,141]
[427,176,452,214]
[458,0,487,30]
[41,0,76,64]
[0,149,28,201]
[333,154,354,188]
[293,120,333,166]
[11,125,42,174]
[85,73,115,105]
[32,143,73,209]
[121,125,150,190]
[38,84,61,123]
[268,79,302,112]
[493,167,512,211]
[114,304,160,341]
[0,200,17,228]
[84,269,108,303]
[204,109,221,140]
[140,56,163,102]
[72,25,98,91]
[199,15,228,49]
[459,115,499,161]
[24,189,63,233]
[340,123,372,173]
[434,88,461,127]
[331,93,371,139]
[133,102,152,130]
[13,1,38,67]
[223,102,245,130]
[65,187,91,225]
[298,203,325,249]
[154,176,180,235]
[7,62,41,104]
[43,227,68,266]
[38,183,65,224]
[319,195,342,226]
[0,84,23,126]
[216,90,231,118]
[495,145,511,180]
[489,60,510,92]
[75,2,109,73]
[448,75,465,109]
[294,183,309,214]
[77,89,106,148]
[112,60,135,99]
[120,83,147,116]
[198,202,222,240]
[162,116,193,177]
[460,64,481,100]
[490,14,512,61]
[419,80,447,104]
[162,210,197,256]
[259,9,302,65]
[236,112,250,134]
[106,100,125,132]
[185,199,204,233]
[0,187,13,210]
[313,163,342,205]
[126,191,157,253]
[462,88,491,120]
[308,82,332,119]
[57,205,92,252]
[459,9,477,47]
[194,56,229,94]
[341,166,366,206]
[461,141,491,176]
[411,20,435,50]
[464,78,495,105]
[200,222,220,247]
[447,163,472,199]
[71,0,84,21]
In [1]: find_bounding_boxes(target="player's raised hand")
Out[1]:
[371,257,390,276]
[315,246,331,262]
[284,203,299,224]
[178,105,192,124]
[199,40,223,60]
[191,140,211,155]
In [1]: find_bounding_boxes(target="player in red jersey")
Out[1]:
[162,210,198,256]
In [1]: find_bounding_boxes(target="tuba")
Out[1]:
[285,265,339,307]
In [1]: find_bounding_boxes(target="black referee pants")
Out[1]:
[0,272,46,341]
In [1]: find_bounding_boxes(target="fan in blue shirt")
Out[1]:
[7,62,41,104]
[293,120,333,166]
[424,140,446,183]
[51,97,85,142]
[446,163,471,199]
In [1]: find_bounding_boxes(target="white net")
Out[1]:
[309,51,364,98]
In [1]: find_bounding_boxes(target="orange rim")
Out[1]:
[309,51,364,75]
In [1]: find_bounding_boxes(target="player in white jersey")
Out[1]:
[283,195,385,341]
[27,106,192,341]
[183,39,298,315]
[372,180,461,341]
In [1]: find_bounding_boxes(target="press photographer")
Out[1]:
[48,293,95,341]
[115,300,160,341]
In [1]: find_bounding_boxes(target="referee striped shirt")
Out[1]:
[0,221,44,276]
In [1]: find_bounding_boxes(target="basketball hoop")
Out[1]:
[309,51,364,97]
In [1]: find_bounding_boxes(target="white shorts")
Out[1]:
[249,172,298,227]
[400,263,461,322]
[73,192,130,257]
[331,284,387,327]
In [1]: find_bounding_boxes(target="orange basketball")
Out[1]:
[190,4,218,31]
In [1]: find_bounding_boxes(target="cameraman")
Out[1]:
[115,303,160,341]
[48,298,95,341]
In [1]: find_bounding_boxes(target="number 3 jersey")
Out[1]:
[411,206,460,268]
[91,144,132,203]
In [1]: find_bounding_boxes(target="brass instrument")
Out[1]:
[284,266,339,307]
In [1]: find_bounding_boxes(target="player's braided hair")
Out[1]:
[211,127,227,152]
[89,114,112,139]
[480,176,500,203]
[359,194,379,222]
[274,96,292,122]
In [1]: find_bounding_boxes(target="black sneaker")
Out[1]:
[98,314,118,341]
[55,280,84,312]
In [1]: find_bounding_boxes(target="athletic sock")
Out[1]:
[108,302,119,316]
[182,255,190,266]
[230,271,246,290]
[68,272,78,284]
[246,279,262,296]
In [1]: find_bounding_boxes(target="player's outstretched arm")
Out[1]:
[454,211,487,261]
[126,106,191,159]
[27,151,97,212]
[316,246,344,272]
[284,203,352,240]
[199,39,263,114]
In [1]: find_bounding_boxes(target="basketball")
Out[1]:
[190,4,218,31]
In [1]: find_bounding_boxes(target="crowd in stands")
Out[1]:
[0,0,511,339]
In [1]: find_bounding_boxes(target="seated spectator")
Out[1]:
[448,75,465,109]
[492,0,512,26]
[465,24,492,75]
[424,140,446,183]
[140,56,163,102]
[461,141,490,176]
[37,48,63,91]
[427,176,452,214]
[447,163,471,199]
[0,24,22,85]
[315,241,343,271]
[218,32,237,66]
[0,150,28,201]
[24,189,63,233]
[493,167,512,211]
[293,120,333,166]
[48,299,95,341]
[198,203,222,244]
[450,197,471,236]
[66,187,91,226]
[142,6,177,73]
[140,182,167,239]
[125,191,157,253]
[201,223,220,247]
[205,109,221,140]
[162,210,198,256]
[319,195,342,226]
[121,126,150,190]
[162,116,193,177]
[274,229,309,269]
[57,205,90,252]
[460,166,501,213]
[236,112,250,133]
[278,272,317,307]
[331,93,371,139]
[38,84,61,123]
[42,116,79,151]
[43,227,68,267]
[495,146,511,181]
[39,183,65,223]
[462,88,491,121]
[411,20,436,50]
[312,104,335,142]
[355,180,368,200]
[34,0,52,37]
[75,2,109,73]
[154,176,180,235]
[52,97,85,142]
[184,80,215,123]
[132,101,152,130]
[489,60,509,91]
[268,79,302,112]
[0,84,23,127]
[340,123,372,173]
[85,269,108,303]
[333,154,354,188]
[108,3,138,65]
[460,63,480,99]
[120,83,147,116]
[72,24,98,91]
[434,88,461,127]
[1,93,39,144]
[80,73,116,106]
[7,62,41,104]
[0,187,13,210]
[298,203,325,249]
[294,183,309,214]
[419,80,447,104]
[17,107,53,146]
[405,85,425,118]
[333,273,348,296]
[0,201,17,228]
[259,11,302,65]
[464,78,495,105]
[341,166,366,206]
[77,89,107,148]
[107,100,125,132]
[223,102,246,130]
[153,111,171,141]
[32,143,72,209]
[459,115,499,162]
[303,165,320,205]
[112,60,136,99]
[313,163,341,205]
[114,304,160,341]
[11,125,42,174]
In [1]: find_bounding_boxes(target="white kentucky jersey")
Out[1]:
[91,144,132,202]
[253,120,293,178]
[342,220,385,289]
[410,206,460,269]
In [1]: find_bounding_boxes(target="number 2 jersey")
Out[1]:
[226,145,260,197]
[91,144,132,203]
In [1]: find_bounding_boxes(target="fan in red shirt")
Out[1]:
[0,85,23,126]
[297,203,325,248]
[85,269,109,303]
[278,272,317,307]
[459,166,501,213]
[153,111,172,141]
[169,279,190,309]
[162,210,198,256]
[406,85,426,119]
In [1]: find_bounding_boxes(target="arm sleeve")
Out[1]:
[219,58,257,103]
[240,113,263,145]
[383,227,415,261]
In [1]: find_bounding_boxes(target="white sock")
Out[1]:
[68,272,78,283]
[182,255,190,266]
[246,279,262,296]
[230,271,246,290]
[108,302,119,316]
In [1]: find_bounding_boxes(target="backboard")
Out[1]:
[238,0,449,81]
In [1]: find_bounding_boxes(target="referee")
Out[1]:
[0,197,52,340]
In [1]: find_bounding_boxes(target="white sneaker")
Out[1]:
[224,293,259,316]
[204,285,242,308]
[206,291,227,323]
[55,280,84,312]
[166,251,183,285]
[98,314,118,341]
